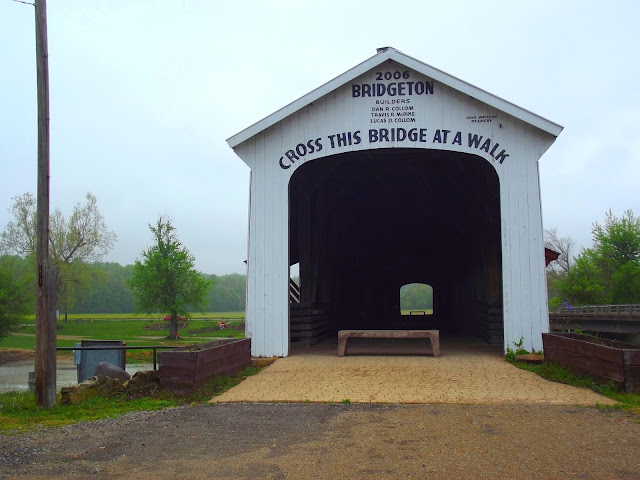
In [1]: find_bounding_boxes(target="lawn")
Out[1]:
[21,311,245,322]
[1,313,245,363]
[512,360,640,418]
[400,309,434,316]
[0,365,263,435]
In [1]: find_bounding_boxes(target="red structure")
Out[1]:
[545,247,560,267]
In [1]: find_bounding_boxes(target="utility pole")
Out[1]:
[34,0,57,408]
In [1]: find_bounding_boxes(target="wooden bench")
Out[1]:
[337,329,440,357]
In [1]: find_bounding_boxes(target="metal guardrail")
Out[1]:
[552,304,640,314]
[549,305,640,334]
[55,317,243,323]
[56,345,183,370]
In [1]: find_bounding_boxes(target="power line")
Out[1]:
[10,0,35,6]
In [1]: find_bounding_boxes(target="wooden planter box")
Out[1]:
[542,333,640,392]
[158,338,251,394]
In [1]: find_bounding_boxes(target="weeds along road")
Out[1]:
[1,403,639,479]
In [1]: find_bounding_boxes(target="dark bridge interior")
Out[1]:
[288,148,503,345]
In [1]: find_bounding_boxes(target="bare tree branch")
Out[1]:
[544,227,576,275]
[1,192,117,319]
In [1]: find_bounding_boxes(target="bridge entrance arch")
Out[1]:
[288,149,502,344]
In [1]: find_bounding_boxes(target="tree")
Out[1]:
[56,261,92,317]
[400,283,434,311]
[127,217,212,338]
[0,255,35,339]
[544,228,576,303]
[555,252,605,305]
[74,262,136,313]
[0,192,117,320]
[556,209,640,305]
[591,209,640,294]
[204,273,246,312]
[609,261,640,304]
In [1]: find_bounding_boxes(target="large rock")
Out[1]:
[123,370,160,394]
[60,375,124,405]
[94,361,131,383]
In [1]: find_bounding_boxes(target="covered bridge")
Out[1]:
[227,47,562,357]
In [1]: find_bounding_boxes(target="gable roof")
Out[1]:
[227,47,563,148]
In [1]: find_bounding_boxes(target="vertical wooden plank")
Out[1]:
[277,172,289,356]
[243,137,262,355]
[273,125,286,357]
[516,123,531,350]
[262,129,273,356]
[501,115,521,350]
[253,133,267,356]
[524,127,539,350]
[240,141,255,348]
[528,130,550,352]
[499,168,511,350]
[244,170,252,341]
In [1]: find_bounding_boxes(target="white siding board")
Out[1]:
[278,178,290,355]
[500,113,521,350]
[244,141,257,347]
[517,125,533,350]
[499,164,512,350]
[524,128,540,351]
[526,130,541,350]
[517,121,526,346]
[528,134,550,351]
[535,159,550,343]
[271,148,286,357]
[252,136,265,355]
[241,139,255,347]
[504,118,523,348]
[527,129,547,352]
[268,176,276,356]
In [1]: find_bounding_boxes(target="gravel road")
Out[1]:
[1,403,639,479]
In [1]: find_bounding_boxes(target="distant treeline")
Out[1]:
[75,262,246,313]
[2,256,246,314]
[2,255,435,314]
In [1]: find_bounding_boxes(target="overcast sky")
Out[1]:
[1,0,638,274]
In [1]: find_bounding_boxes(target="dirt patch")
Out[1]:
[0,349,33,365]
[1,403,639,479]
[189,323,244,334]
[144,323,187,331]
[251,357,278,368]
[10,333,87,341]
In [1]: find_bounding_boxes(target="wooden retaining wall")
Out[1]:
[542,333,640,393]
[158,338,251,394]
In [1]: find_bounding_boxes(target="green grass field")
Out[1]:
[22,311,246,322]
[400,309,434,315]
[1,313,245,363]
